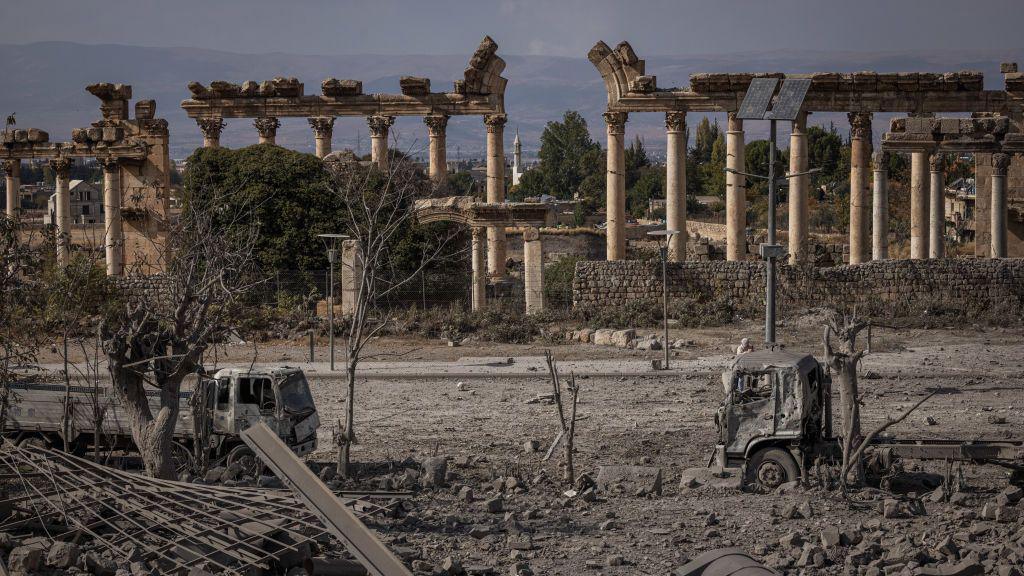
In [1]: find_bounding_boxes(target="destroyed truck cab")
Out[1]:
[207,367,320,466]
[714,350,835,489]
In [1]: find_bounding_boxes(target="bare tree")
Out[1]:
[544,350,580,485]
[101,188,261,479]
[0,215,44,436]
[823,310,869,486]
[326,149,460,477]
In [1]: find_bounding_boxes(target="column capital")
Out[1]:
[992,153,1011,175]
[665,111,686,133]
[366,114,395,137]
[196,117,225,139]
[928,152,945,172]
[727,111,742,131]
[847,111,873,139]
[97,157,120,172]
[603,111,628,135]
[423,113,449,137]
[483,113,508,133]
[253,117,280,139]
[2,159,19,177]
[308,116,335,137]
[872,150,889,168]
[49,157,72,177]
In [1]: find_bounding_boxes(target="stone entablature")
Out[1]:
[883,116,1016,152]
[573,259,1024,318]
[181,36,507,120]
[413,196,554,228]
[588,40,1020,114]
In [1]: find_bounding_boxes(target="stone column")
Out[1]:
[340,239,363,315]
[367,115,395,169]
[424,114,449,191]
[872,151,890,260]
[309,117,335,158]
[665,111,687,261]
[848,112,872,265]
[522,227,544,314]
[604,111,628,261]
[991,153,1010,258]
[725,112,746,261]
[51,157,72,265]
[471,227,486,311]
[928,152,946,258]
[484,113,508,280]
[3,159,20,219]
[99,158,123,276]
[253,117,279,145]
[909,150,931,259]
[788,111,809,264]
[197,117,225,148]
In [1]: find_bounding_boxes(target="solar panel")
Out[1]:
[766,79,811,121]
[736,78,778,120]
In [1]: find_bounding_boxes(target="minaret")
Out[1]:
[512,127,523,186]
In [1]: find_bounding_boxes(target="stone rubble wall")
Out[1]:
[573,258,1024,317]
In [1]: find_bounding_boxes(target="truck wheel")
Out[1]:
[747,448,799,490]
[171,442,194,477]
[16,435,50,450]
[226,445,262,478]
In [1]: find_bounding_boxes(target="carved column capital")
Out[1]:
[2,159,19,177]
[483,113,508,133]
[253,117,280,139]
[196,117,226,139]
[603,111,628,135]
[97,157,120,173]
[665,111,686,133]
[872,150,889,168]
[308,116,335,137]
[992,153,1011,175]
[366,115,395,137]
[424,114,449,137]
[49,157,72,178]
[847,112,873,139]
[928,152,945,172]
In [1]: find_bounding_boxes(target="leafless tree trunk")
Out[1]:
[327,146,460,477]
[545,350,581,485]
[823,311,869,488]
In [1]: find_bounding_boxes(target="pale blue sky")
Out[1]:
[2,0,1022,57]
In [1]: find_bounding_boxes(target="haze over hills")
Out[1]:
[0,41,1020,159]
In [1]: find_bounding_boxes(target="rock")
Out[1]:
[914,559,984,576]
[485,497,504,513]
[606,555,625,567]
[0,533,12,550]
[599,519,618,531]
[593,329,615,346]
[318,465,336,482]
[779,532,804,549]
[257,474,283,489]
[797,500,814,519]
[820,526,841,548]
[45,541,80,569]
[995,505,1018,523]
[577,328,595,343]
[999,485,1023,504]
[595,465,663,496]
[523,440,539,453]
[458,486,475,502]
[204,467,226,483]
[422,456,448,487]
[7,546,42,573]
[883,498,901,518]
[610,329,636,348]
[468,525,491,539]
[635,337,662,351]
[441,556,465,575]
[85,552,117,576]
[926,416,938,425]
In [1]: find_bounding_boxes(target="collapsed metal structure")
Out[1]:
[0,444,405,574]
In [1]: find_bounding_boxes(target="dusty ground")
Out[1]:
[27,314,1024,574]
[283,316,1022,575]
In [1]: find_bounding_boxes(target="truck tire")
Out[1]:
[746,447,799,490]
[171,442,194,477]
[226,445,262,478]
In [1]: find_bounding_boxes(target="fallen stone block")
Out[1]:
[422,456,447,487]
[595,465,662,496]
[45,541,79,569]
[914,559,984,576]
[7,546,43,574]
[610,329,636,348]
[592,329,614,346]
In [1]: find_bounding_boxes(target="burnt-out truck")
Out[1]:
[715,350,1024,490]
[4,366,319,472]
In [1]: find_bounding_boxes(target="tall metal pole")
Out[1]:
[328,250,336,371]
[765,120,777,347]
[661,241,670,370]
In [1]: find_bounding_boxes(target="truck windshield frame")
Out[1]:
[279,372,316,415]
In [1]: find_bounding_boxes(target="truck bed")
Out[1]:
[868,437,1024,464]
[5,382,196,440]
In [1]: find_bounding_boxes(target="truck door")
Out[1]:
[235,377,277,431]
[726,372,774,454]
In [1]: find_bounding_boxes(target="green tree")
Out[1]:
[627,167,664,218]
[806,124,845,193]
[516,111,602,200]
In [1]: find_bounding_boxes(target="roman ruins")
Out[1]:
[2,84,171,275]
[589,41,1024,263]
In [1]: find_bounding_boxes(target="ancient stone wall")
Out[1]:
[573,258,1024,318]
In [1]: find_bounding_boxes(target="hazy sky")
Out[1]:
[3,0,1023,57]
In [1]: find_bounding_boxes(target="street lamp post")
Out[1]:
[318,234,349,371]
[647,229,678,370]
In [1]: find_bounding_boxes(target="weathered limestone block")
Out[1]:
[592,329,614,346]
[134,99,156,120]
[400,76,431,96]
[86,82,132,101]
[322,78,363,97]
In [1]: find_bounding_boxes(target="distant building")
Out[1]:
[944,177,976,243]
[511,128,525,186]
[45,180,104,225]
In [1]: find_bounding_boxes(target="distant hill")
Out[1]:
[0,42,1019,159]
